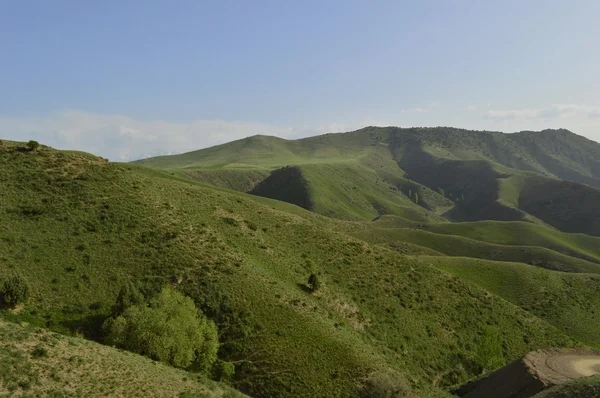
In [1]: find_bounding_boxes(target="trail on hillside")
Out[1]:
[457,349,600,398]
[530,351,600,384]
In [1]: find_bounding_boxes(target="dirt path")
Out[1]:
[455,349,600,398]
[529,350,600,385]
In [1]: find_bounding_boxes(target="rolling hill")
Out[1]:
[135,127,600,236]
[3,139,595,397]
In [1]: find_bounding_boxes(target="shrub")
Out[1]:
[103,287,218,370]
[212,359,235,382]
[0,275,30,307]
[359,370,413,398]
[111,282,145,316]
[31,345,48,358]
[307,273,321,292]
[26,140,40,151]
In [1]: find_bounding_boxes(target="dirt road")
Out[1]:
[455,349,600,398]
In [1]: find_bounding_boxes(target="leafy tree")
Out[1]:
[26,140,40,151]
[307,273,321,292]
[0,275,30,307]
[103,287,218,370]
[111,282,145,316]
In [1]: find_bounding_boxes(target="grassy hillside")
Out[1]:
[351,227,600,274]
[135,127,600,235]
[0,320,244,397]
[180,169,269,192]
[0,140,583,397]
[534,376,600,398]
[428,256,600,347]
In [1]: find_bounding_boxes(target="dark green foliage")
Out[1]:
[0,274,30,307]
[103,288,218,370]
[307,273,321,292]
[212,359,236,382]
[26,140,40,151]
[359,370,413,398]
[31,345,48,358]
[111,282,145,316]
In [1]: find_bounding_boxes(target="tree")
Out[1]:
[0,275,30,307]
[307,273,321,292]
[111,282,145,316]
[26,140,40,151]
[413,192,419,204]
[103,287,218,370]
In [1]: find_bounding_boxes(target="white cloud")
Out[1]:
[485,104,600,120]
[400,107,428,114]
[0,109,378,161]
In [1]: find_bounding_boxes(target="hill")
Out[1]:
[0,320,244,397]
[134,127,600,236]
[0,140,587,397]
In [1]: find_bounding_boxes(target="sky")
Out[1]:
[1,0,599,160]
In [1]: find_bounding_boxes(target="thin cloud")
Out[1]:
[485,104,599,120]
[0,109,378,161]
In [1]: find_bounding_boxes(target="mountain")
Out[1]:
[5,139,599,397]
[135,127,600,236]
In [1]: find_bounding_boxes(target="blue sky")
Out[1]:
[1,0,599,160]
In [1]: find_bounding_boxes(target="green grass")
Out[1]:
[0,140,582,397]
[420,220,600,263]
[533,375,600,397]
[0,320,244,397]
[350,227,600,273]
[134,127,600,237]
[428,256,600,347]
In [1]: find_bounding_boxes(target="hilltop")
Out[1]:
[4,139,598,397]
[135,127,600,236]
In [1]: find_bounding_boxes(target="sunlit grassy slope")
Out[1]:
[135,127,600,235]
[427,256,600,347]
[0,320,244,397]
[1,140,583,397]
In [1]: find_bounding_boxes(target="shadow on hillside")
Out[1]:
[296,283,312,293]
[61,314,108,341]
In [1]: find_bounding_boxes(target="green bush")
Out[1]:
[0,275,30,307]
[212,359,235,382]
[307,273,321,292]
[26,140,40,151]
[103,287,218,370]
[359,370,413,398]
[31,345,48,358]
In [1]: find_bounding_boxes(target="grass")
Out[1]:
[350,227,600,273]
[428,256,600,347]
[533,375,600,397]
[0,320,244,397]
[134,127,600,239]
[0,140,582,397]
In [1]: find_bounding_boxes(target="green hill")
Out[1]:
[427,256,600,347]
[134,127,600,236]
[0,320,244,397]
[1,140,588,397]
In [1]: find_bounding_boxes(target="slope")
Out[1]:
[350,227,600,274]
[134,127,600,235]
[0,320,244,397]
[0,140,581,397]
[428,256,600,347]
